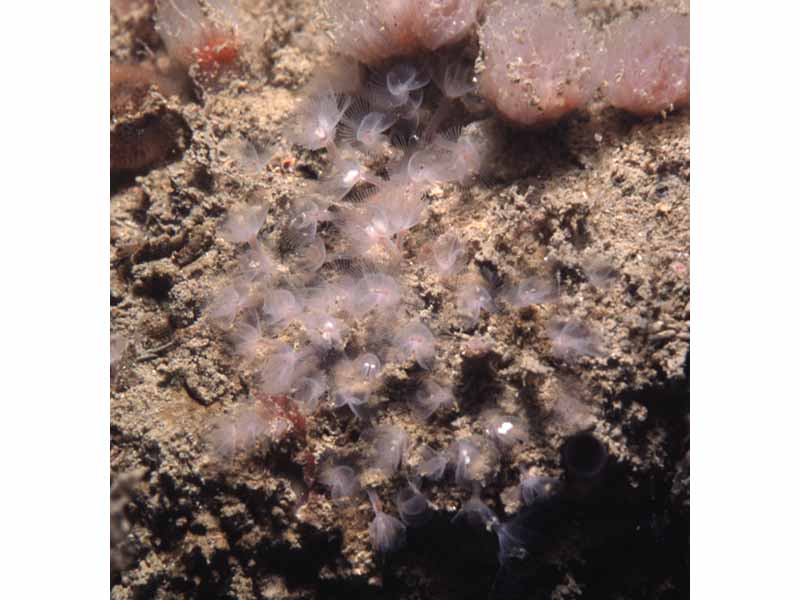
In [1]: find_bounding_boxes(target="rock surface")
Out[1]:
[111,1,689,598]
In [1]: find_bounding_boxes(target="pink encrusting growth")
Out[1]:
[155,0,242,76]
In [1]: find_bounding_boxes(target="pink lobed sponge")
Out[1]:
[324,0,483,65]
[603,8,690,116]
[478,0,597,127]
